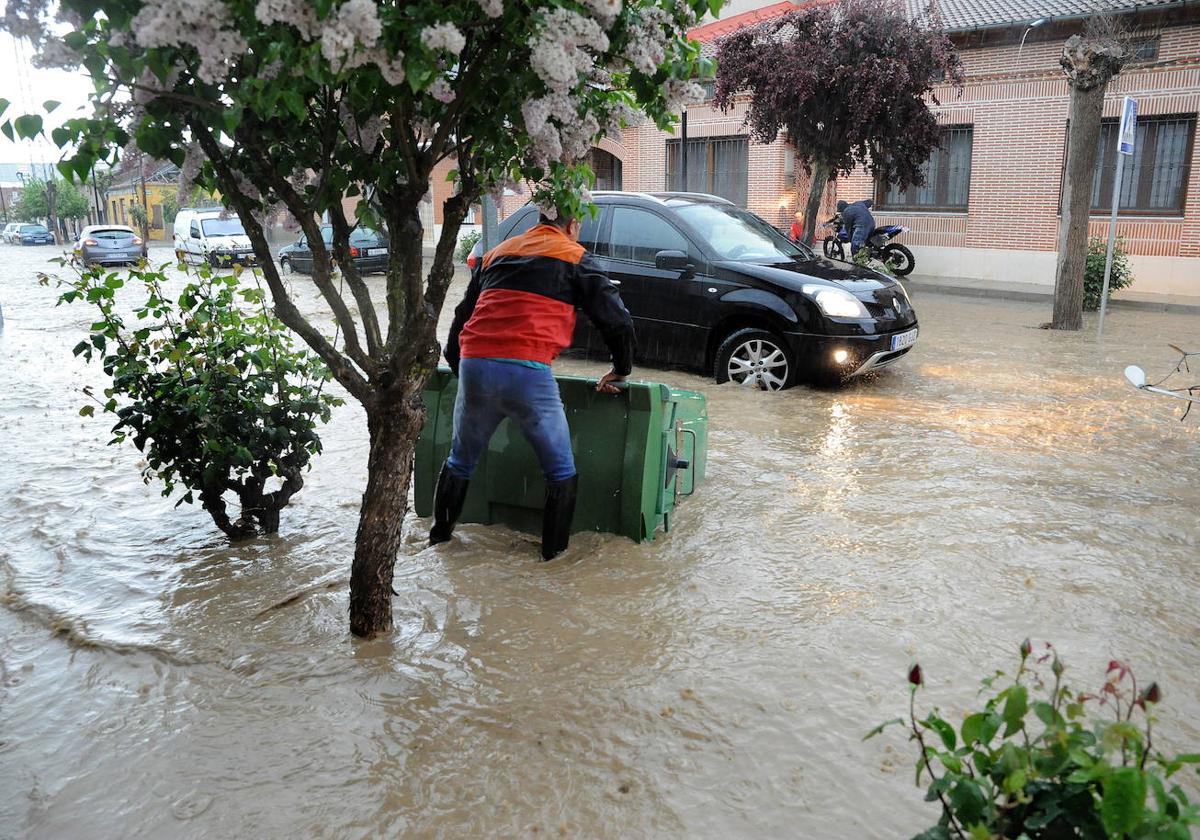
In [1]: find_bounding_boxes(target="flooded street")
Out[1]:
[2,243,1198,839]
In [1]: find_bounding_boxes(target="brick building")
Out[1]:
[448,0,1197,301]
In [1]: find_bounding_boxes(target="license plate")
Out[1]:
[891,328,918,351]
[367,247,387,256]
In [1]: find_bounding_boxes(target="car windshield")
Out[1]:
[201,217,246,237]
[21,225,48,234]
[318,226,382,245]
[674,204,813,263]
[90,228,134,240]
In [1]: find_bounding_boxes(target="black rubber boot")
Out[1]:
[540,474,578,561]
[429,464,470,546]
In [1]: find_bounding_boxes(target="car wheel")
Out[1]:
[713,328,795,392]
[279,257,292,275]
[882,243,914,277]
[823,238,845,261]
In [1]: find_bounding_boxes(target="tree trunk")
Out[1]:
[801,160,832,247]
[1051,84,1106,330]
[348,390,425,638]
[1052,33,1125,331]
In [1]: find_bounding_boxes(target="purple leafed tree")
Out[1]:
[714,0,963,246]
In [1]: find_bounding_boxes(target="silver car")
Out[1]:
[2,223,20,243]
[75,225,148,267]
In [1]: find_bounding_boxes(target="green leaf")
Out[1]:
[1002,684,1028,736]
[1101,767,1147,836]
[948,778,987,826]
[15,114,43,139]
[1,121,13,142]
[79,405,94,417]
[1033,700,1062,728]
[864,718,904,741]
[0,97,8,115]
[281,90,307,119]
[961,712,1001,747]
[44,99,61,112]
[921,715,957,751]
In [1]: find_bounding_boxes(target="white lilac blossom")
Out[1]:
[254,0,320,39]
[662,79,705,109]
[319,0,382,69]
[420,22,465,55]
[131,0,247,84]
[529,40,576,94]
[581,0,622,27]
[477,0,504,18]
[178,144,204,195]
[428,77,455,104]
[377,53,406,86]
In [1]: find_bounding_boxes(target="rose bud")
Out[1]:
[1020,638,1032,658]
[1052,657,1064,677]
[908,663,923,686]
[1141,682,1161,705]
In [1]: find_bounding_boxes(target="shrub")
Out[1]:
[52,262,341,539]
[455,229,482,265]
[869,642,1200,839]
[1084,237,1135,311]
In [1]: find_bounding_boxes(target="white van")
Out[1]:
[173,208,257,266]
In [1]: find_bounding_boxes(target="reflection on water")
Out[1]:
[1,246,1198,838]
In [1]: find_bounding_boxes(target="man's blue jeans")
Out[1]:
[446,358,577,483]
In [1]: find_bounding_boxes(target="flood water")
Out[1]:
[1,243,1198,839]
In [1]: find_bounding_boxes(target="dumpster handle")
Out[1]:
[678,428,698,497]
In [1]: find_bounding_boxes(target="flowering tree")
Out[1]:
[2,0,713,637]
[713,0,961,247]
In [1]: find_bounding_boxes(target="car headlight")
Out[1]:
[802,284,870,318]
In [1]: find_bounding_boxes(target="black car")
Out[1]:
[16,224,56,246]
[278,224,388,275]
[471,192,918,388]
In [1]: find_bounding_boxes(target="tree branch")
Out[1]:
[189,118,374,406]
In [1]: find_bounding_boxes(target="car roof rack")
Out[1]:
[590,190,664,203]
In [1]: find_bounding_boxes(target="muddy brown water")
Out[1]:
[1,244,1198,839]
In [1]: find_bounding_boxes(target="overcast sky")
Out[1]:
[1,30,94,168]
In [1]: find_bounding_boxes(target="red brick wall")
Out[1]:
[841,18,1200,261]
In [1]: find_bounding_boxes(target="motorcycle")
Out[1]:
[821,213,916,277]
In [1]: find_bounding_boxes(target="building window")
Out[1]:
[589,148,623,191]
[877,126,973,211]
[1127,35,1159,63]
[665,135,749,206]
[1091,114,1194,215]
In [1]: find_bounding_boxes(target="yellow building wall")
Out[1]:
[106,183,175,241]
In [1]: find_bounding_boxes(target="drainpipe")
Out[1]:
[679,110,688,192]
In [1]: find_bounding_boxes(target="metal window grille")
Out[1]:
[878,126,973,211]
[1091,115,1194,214]
[665,136,749,207]
[1128,35,1159,63]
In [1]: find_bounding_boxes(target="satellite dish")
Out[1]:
[1124,365,1147,388]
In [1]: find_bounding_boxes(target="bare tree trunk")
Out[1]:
[801,160,831,247]
[1051,32,1126,331]
[348,389,424,637]
[1052,84,1105,330]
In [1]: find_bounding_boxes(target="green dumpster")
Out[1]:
[414,368,707,542]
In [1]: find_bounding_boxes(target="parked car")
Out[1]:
[73,224,147,267]
[2,223,21,243]
[470,191,919,388]
[278,225,389,275]
[15,223,55,246]
[173,207,257,267]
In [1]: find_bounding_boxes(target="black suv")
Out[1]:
[470,192,918,389]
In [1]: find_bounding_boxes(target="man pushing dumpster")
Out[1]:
[434,195,636,560]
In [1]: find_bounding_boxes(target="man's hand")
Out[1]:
[596,370,626,394]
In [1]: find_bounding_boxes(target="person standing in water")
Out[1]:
[434,196,635,560]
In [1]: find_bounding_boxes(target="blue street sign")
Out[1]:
[1118,96,1138,155]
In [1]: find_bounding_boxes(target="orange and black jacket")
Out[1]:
[446,224,635,375]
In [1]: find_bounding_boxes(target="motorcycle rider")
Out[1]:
[836,198,876,256]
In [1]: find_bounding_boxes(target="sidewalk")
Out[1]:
[905,274,1200,315]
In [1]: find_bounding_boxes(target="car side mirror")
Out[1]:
[655,250,691,272]
[191,230,200,239]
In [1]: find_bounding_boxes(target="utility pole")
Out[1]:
[46,177,59,240]
[0,185,8,223]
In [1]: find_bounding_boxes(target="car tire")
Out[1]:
[713,328,795,392]
[882,243,914,276]
[279,257,292,275]
[823,238,845,261]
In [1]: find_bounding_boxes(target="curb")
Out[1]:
[905,278,1200,315]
